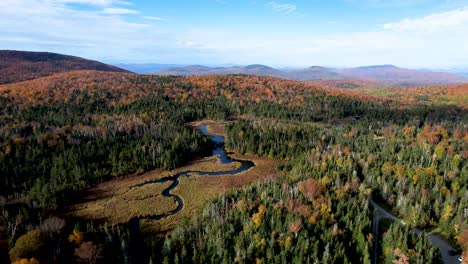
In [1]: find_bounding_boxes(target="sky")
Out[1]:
[1,0,468,68]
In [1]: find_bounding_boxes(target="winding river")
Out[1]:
[129,124,254,221]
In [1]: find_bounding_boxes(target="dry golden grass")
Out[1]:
[188,119,227,135]
[207,124,225,135]
[69,156,241,223]
[140,154,281,233]
[70,178,177,224]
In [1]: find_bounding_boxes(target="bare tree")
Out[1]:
[40,217,65,234]
[74,242,104,264]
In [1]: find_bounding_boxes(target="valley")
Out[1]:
[0,65,465,264]
[2,0,468,262]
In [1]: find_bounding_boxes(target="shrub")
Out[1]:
[9,230,48,262]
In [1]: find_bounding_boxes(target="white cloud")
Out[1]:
[344,0,433,7]
[1,0,468,67]
[143,16,167,21]
[56,0,131,6]
[383,7,468,32]
[101,7,139,15]
[27,0,131,6]
[0,0,177,62]
[266,1,297,15]
[3,37,96,47]
[177,5,468,68]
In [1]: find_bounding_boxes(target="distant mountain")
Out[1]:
[0,50,129,84]
[161,64,346,80]
[161,64,287,78]
[287,66,346,81]
[114,63,184,74]
[437,66,468,78]
[335,65,468,86]
[160,64,467,86]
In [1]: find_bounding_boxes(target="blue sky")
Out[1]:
[1,0,468,68]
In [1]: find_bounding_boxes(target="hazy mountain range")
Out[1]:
[1,50,467,87]
[114,63,184,74]
[155,64,468,86]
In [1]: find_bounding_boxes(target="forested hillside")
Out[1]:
[356,83,468,107]
[0,71,465,263]
[0,50,129,85]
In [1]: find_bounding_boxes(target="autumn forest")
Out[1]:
[0,54,466,264]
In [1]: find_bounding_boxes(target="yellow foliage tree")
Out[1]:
[13,258,40,264]
[251,205,266,229]
[441,204,453,222]
[68,229,84,245]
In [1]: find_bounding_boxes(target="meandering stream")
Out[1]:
[129,124,254,221]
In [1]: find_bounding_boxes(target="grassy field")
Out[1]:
[71,179,177,224]
[188,119,227,135]
[69,121,282,233]
[141,154,281,233]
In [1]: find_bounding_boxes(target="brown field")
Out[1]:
[69,156,242,223]
[188,119,227,135]
[140,154,281,233]
[69,122,283,233]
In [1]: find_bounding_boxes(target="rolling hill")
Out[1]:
[0,70,390,108]
[0,50,130,84]
[286,66,347,80]
[335,65,468,86]
[355,83,468,107]
[160,64,468,86]
[161,64,287,78]
[5,69,464,112]
[160,64,342,80]
[114,63,183,73]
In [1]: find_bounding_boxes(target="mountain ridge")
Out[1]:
[0,50,130,84]
[159,64,468,86]
[2,50,467,86]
